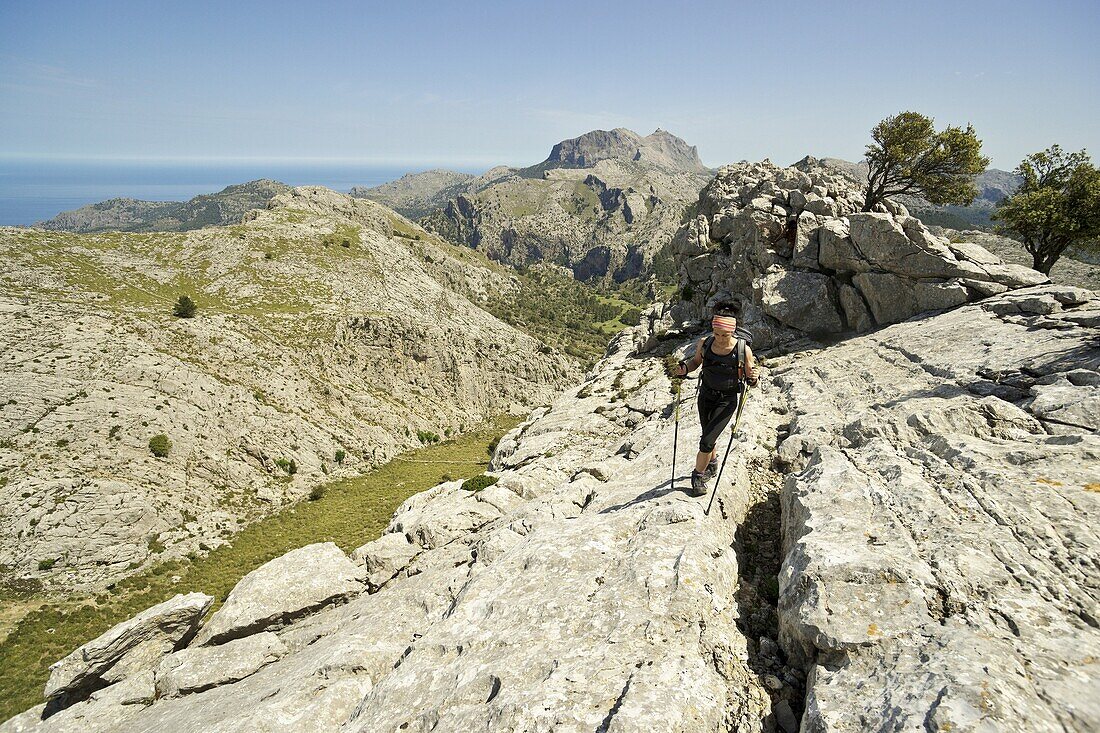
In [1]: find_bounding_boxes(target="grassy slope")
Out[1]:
[0,416,517,720]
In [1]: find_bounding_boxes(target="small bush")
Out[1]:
[108,425,121,440]
[309,485,325,501]
[618,307,642,327]
[148,434,171,458]
[274,458,297,475]
[37,558,57,571]
[461,474,498,492]
[417,430,440,444]
[334,449,346,464]
[173,295,197,318]
[264,251,275,260]
[55,439,68,447]
[680,284,695,301]
[441,473,455,482]
[486,437,500,457]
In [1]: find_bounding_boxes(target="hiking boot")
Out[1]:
[703,457,719,479]
[688,470,709,497]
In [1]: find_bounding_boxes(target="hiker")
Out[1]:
[671,302,758,497]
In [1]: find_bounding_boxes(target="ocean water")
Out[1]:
[0,160,473,226]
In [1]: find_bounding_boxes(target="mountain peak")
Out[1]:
[539,127,707,173]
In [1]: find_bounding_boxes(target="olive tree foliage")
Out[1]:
[993,145,1100,275]
[862,111,989,212]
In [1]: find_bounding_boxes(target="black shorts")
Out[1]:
[697,384,739,453]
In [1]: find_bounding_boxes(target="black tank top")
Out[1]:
[701,335,743,393]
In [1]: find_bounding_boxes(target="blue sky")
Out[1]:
[1,0,1096,170]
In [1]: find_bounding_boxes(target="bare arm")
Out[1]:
[745,345,759,385]
[678,338,705,376]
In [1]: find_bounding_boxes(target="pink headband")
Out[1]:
[712,315,736,333]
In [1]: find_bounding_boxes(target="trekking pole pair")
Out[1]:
[704,381,749,517]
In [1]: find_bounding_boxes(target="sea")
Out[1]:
[0,160,477,226]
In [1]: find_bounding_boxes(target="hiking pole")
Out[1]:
[704,381,749,517]
[671,374,682,493]
[665,355,686,493]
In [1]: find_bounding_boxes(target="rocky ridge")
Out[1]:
[36,180,293,234]
[0,187,572,592]
[5,275,1097,732]
[418,128,712,282]
[669,158,1048,350]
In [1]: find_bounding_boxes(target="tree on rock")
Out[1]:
[862,111,989,212]
[173,294,197,318]
[993,145,1100,275]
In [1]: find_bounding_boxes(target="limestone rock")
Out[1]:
[670,159,1047,345]
[774,286,1100,731]
[155,632,288,697]
[45,593,212,703]
[192,543,362,646]
[853,272,970,325]
[351,533,420,590]
[837,283,874,332]
[758,270,845,333]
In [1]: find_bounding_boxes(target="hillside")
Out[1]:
[1,187,604,597]
[349,169,476,219]
[5,162,1097,732]
[35,180,292,233]
[416,128,713,282]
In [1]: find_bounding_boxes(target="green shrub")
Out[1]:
[680,284,695,301]
[55,439,68,447]
[461,474,498,492]
[486,437,500,457]
[173,295,197,318]
[441,473,455,482]
[148,434,171,458]
[274,458,298,475]
[618,307,641,326]
[264,251,275,260]
[308,485,325,501]
[108,425,121,440]
[334,449,346,464]
[417,430,440,444]
[37,558,57,571]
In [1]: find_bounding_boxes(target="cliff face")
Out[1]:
[0,187,572,593]
[420,129,712,282]
[36,180,293,233]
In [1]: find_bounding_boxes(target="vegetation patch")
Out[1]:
[148,434,171,458]
[461,474,498,492]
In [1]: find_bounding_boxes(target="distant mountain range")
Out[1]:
[354,128,713,282]
[36,179,292,233]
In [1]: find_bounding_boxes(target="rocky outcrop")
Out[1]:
[6,279,1099,731]
[192,543,362,646]
[36,179,292,233]
[670,159,1048,348]
[421,128,711,281]
[773,284,1099,731]
[0,187,573,592]
[814,157,1022,230]
[43,593,211,706]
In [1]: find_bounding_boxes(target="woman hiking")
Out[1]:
[671,302,759,497]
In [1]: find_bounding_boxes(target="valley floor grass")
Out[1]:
[0,415,519,720]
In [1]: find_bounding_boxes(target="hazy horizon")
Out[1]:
[2,1,1097,172]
